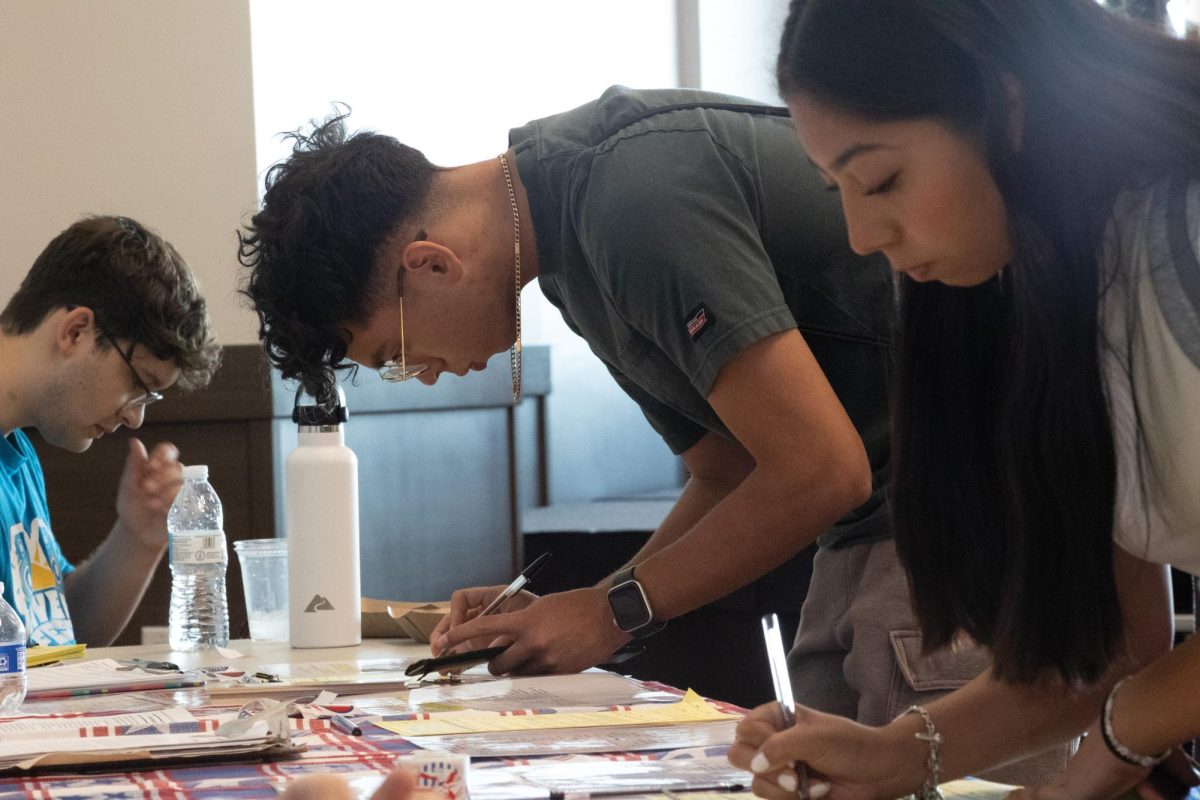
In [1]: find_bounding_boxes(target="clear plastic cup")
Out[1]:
[233,539,289,641]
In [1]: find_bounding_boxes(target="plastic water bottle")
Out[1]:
[0,585,25,713]
[167,465,229,651]
[286,386,361,648]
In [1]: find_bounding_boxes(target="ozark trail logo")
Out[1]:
[304,594,335,612]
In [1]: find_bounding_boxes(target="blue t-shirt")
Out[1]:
[0,431,75,644]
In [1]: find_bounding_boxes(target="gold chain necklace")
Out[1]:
[498,153,522,404]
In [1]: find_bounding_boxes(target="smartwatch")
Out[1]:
[606,566,666,639]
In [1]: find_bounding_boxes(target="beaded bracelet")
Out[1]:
[1100,677,1170,768]
[899,705,945,800]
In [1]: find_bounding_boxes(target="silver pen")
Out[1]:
[478,551,551,617]
[762,613,810,799]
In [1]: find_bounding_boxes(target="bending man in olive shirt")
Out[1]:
[240,87,1065,782]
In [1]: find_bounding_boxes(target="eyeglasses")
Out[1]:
[378,283,428,383]
[101,330,164,409]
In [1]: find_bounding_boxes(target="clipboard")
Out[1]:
[405,646,508,677]
[405,642,647,678]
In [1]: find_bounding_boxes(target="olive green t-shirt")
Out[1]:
[510,86,895,549]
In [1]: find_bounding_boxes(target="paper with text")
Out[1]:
[377,689,737,737]
[0,706,195,737]
[407,672,678,712]
[403,720,738,757]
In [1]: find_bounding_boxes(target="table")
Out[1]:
[0,638,749,800]
[0,639,441,799]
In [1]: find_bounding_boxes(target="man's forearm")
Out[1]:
[64,521,166,645]
[629,459,860,620]
[611,473,740,573]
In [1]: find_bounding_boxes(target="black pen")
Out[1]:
[762,613,810,799]
[478,552,551,617]
[329,712,362,736]
[549,783,746,800]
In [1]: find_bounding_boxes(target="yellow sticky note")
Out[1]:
[940,779,1018,800]
[376,689,740,737]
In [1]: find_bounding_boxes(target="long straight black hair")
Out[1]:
[778,0,1200,684]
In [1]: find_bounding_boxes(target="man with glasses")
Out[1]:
[237,88,1066,782]
[0,216,220,645]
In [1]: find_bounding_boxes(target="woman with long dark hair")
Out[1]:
[729,2,1200,798]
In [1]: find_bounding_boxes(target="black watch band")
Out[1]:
[606,565,666,639]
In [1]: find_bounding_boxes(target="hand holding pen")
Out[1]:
[478,551,551,617]
[758,613,827,800]
[430,552,551,656]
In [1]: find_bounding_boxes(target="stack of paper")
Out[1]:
[24,658,205,700]
[0,707,301,774]
[377,688,742,757]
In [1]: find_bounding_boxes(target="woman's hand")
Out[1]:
[729,701,906,800]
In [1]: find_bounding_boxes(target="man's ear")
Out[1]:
[401,239,464,284]
[1002,74,1025,153]
[56,305,97,357]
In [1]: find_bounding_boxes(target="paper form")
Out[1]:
[0,706,195,736]
[25,658,201,695]
[407,673,680,712]
[253,658,420,679]
[20,690,180,715]
[468,749,748,800]
[402,720,739,757]
[377,689,737,737]
[206,657,439,698]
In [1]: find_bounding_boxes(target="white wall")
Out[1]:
[0,0,794,504]
[698,0,790,103]
[250,0,687,503]
[0,0,260,346]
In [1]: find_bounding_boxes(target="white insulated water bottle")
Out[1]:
[286,386,362,648]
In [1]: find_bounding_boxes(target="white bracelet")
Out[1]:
[898,705,944,800]
[1101,677,1170,768]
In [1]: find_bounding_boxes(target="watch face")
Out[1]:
[608,582,653,631]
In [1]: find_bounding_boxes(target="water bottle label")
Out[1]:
[171,529,228,564]
[0,643,25,674]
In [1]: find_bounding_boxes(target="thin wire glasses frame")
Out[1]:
[378,274,429,382]
[100,329,164,409]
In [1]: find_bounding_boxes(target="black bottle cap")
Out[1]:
[292,386,349,425]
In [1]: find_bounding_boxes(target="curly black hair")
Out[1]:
[238,108,437,399]
[1,215,220,390]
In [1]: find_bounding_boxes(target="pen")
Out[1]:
[762,612,809,799]
[24,677,207,701]
[478,551,551,617]
[549,783,747,799]
[329,712,362,736]
[118,658,182,672]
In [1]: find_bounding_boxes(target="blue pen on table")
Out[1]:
[478,551,551,617]
[329,712,362,736]
[762,612,810,800]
